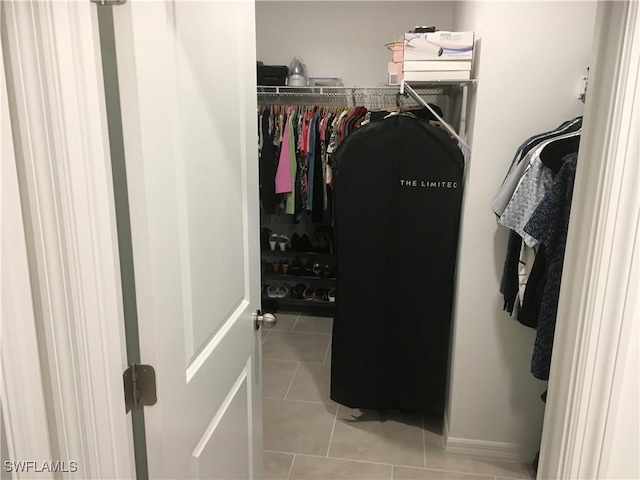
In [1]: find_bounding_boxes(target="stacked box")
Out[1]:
[402,31,474,81]
[388,61,403,85]
[386,41,404,85]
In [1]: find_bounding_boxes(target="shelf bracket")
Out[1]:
[401,81,471,152]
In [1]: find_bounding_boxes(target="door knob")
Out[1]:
[254,310,277,330]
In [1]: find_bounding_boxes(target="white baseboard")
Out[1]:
[443,414,532,464]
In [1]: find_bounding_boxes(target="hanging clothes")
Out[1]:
[493,120,580,380]
[306,110,318,213]
[259,107,279,214]
[497,130,580,314]
[517,244,547,328]
[524,154,578,380]
[275,109,293,196]
[495,120,582,314]
[311,116,325,223]
[331,114,464,418]
[498,130,581,247]
[491,117,582,216]
[293,111,304,219]
[258,104,377,220]
[285,109,298,215]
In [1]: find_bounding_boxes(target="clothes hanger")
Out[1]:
[539,129,582,173]
[384,92,417,119]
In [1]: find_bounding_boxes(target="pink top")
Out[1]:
[275,111,292,194]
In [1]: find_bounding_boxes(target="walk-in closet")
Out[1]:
[255,2,601,479]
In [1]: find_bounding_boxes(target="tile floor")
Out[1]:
[262,313,536,480]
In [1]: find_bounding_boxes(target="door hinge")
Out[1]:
[123,364,157,413]
[90,0,127,5]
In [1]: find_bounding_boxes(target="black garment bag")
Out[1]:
[330,114,464,418]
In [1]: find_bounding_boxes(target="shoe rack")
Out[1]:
[260,213,335,317]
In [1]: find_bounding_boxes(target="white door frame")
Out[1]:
[1,2,134,478]
[1,25,53,479]
[1,1,637,479]
[538,1,639,478]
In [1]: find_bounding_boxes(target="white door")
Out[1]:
[109,2,266,478]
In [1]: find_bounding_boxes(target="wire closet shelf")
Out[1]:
[257,82,475,111]
[257,81,475,168]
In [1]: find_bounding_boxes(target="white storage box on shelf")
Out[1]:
[403,60,472,72]
[403,70,471,82]
[404,31,474,61]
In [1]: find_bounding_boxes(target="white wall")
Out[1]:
[256,1,455,86]
[447,1,596,458]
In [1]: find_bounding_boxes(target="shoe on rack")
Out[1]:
[278,235,289,252]
[266,285,279,299]
[291,233,301,252]
[261,228,272,250]
[269,233,279,251]
[319,232,334,254]
[312,262,322,277]
[313,288,326,302]
[303,259,314,277]
[290,257,303,276]
[313,226,334,253]
[321,264,335,278]
[276,285,289,299]
[303,287,314,301]
[327,288,336,303]
[292,283,306,299]
[299,234,313,253]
